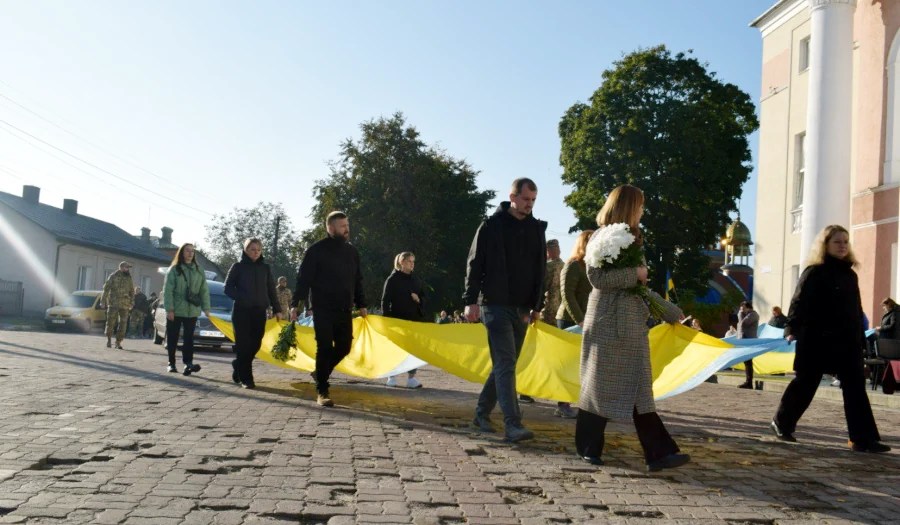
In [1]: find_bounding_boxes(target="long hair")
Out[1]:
[394,251,415,271]
[568,230,595,263]
[883,297,897,309]
[806,224,858,267]
[596,184,644,243]
[170,243,196,268]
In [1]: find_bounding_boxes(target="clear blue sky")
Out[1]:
[0,0,773,259]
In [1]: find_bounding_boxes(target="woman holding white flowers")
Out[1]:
[576,184,690,472]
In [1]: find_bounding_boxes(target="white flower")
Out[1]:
[585,223,635,269]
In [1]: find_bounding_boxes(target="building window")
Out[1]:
[799,37,810,73]
[141,276,152,295]
[791,265,800,293]
[103,268,115,281]
[76,266,93,291]
[794,132,806,208]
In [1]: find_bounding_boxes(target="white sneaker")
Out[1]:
[831,379,841,387]
[406,377,423,389]
[386,376,399,387]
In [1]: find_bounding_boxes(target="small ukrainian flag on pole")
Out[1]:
[665,270,676,302]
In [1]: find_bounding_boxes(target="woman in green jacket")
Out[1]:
[556,230,594,329]
[163,243,211,375]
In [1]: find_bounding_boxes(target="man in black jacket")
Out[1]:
[464,178,547,443]
[291,211,367,407]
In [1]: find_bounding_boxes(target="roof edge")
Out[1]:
[750,0,806,31]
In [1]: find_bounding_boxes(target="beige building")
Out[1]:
[0,185,170,317]
[751,0,900,322]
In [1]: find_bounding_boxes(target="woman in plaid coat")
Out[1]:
[575,185,690,472]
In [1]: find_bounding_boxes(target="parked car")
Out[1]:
[44,290,106,332]
[152,280,233,349]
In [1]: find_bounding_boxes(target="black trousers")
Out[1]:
[165,316,197,366]
[743,359,754,383]
[232,306,267,385]
[774,363,881,444]
[312,309,353,395]
[575,407,679,464]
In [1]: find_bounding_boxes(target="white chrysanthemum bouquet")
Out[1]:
[585,223,667,320]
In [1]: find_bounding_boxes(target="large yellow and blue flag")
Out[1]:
[210,315,796,402]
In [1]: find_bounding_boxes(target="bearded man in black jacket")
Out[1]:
[291,211,367,407]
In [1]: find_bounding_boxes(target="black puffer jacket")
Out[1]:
[463,202,547,310]
[224,253,281,313]
[381,270,425,321]
[785,254,865,374]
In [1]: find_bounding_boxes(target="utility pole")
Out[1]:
[272,215,281,264]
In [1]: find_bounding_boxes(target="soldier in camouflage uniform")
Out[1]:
[129,287,150,337]
[275,276,292,318]
[540,239,564,324]
[532,239,577,418]
[101,261,135,349]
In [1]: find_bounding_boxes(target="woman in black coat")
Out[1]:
[771,225,889,453]
[224,237,283,389]
[877,297,899,339]
[381,252,425,389]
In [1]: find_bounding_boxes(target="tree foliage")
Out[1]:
[204,202,302,284]
[301,113,495,316]
[559,46,759,295]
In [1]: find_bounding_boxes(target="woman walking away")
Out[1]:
[382,252,426,388]
[162,243,211,375]
[576,184,689,472]
[224,238,283,389]
[771,225,890,453]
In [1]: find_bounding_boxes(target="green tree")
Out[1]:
[204,202,302,285]
[559,46,758,295]
[301,113,495,315]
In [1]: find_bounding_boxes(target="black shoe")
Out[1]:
[504,426,534,443]
[519,395,535,404]
[183,365,192,376]
[770,420,796,442]
[647,453,690,472]
[190,363,201,373]
[737,382,752,389]
[241,382,256,389]
[472,415,496,433]
[581,455,603,466]
[167,364,177,373]
[850,441,891,453]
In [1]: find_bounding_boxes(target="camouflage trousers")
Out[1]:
[129,311,146,336]
[105,307,130,341]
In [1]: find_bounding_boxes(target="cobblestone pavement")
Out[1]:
[0,330,898,525]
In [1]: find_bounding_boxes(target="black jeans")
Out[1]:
[774,363,880,444]
[312,309,353,395]
[232,306,267,385]
[165,316,197,366]
[575,408,679,464]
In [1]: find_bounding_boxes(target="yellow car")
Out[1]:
[44,290,107,332]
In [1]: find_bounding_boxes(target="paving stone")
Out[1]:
[0,330,897,525]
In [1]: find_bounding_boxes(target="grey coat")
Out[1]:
[579,266,682,420]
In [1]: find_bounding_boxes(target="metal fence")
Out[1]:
[0,280,24,317]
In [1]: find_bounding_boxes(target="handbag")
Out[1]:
[178,266,203,307]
